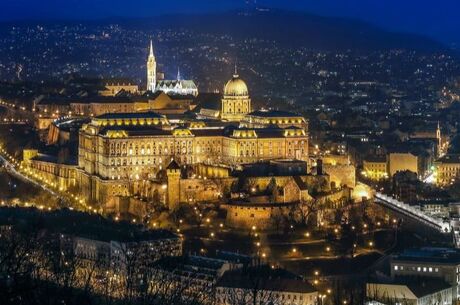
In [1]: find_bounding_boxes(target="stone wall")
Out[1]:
[323,164,356,188]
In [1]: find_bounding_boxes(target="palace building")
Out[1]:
[220,68,251,121]
[26,70,310,207]
[24,43,312,211]
[77,111,309,180]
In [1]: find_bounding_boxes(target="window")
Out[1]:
[394,265,399,271]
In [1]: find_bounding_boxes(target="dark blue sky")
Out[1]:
[2,0,460,44]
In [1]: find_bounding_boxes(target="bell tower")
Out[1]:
[147,40,157,92]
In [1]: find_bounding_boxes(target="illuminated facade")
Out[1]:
[388,152,419,177]
[221,70,251,121]
[147,40,157,92]
[74,100,309,204]
[99,80,140,96]
[77,113,309,181]
[147,41,198,96]
[26,63,310,208]
[241,110,307,130]
[435,154,460,186]
[363,157,388,181]
[156,73,198,97]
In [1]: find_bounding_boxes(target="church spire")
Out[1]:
[147,39,157,92]
[177,67,181,80]
[149,40,154,57]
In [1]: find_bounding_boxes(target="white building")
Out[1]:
[147,42,198,96]
[390,248,460,301]
[366,280,452,305]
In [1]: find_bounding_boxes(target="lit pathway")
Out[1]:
[0,153,70,206]
[374,192,451,233]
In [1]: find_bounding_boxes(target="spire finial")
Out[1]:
[149,40,154,57]
[234,61,238,77]
[177,67,181,80]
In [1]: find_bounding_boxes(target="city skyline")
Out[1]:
[1,2,460,304]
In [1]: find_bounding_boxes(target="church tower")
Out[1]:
[221,66,251,121]
[147,40,157,92]
[437,121,442,157]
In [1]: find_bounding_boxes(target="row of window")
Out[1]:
[394,265,439,273]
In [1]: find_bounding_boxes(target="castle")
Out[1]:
[21,41,355,229]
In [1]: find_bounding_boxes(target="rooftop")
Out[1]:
[393,247,460,265]
[95,111,165,120]
[216,265,317,294]
[157,79,198,90]
[248,110,302,118]
[155,255,228,282]
[364,155,387,163]
[368,277,452,298]
[436,154,460,164]
[100,125,172,137]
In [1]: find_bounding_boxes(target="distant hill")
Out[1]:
[111,9,448,53]
[0,9,450,53]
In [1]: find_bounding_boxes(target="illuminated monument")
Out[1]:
[24,42,314,210]
[147,41,198,96]
[147,40,157,92]
[220,66,252,121]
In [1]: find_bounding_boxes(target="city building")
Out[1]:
[241,110,308,130]
[154,255,239,295]
[366,279,452,305]
[215,266,318,305]
[99,79,140,96]
[0,207,182,273]
[388,152,419,178]
[435,154,460,186]
[363,156,388,181]
[409,122,444,157]
[390,247,460,301]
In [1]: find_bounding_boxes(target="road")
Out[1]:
[0,153,71,207]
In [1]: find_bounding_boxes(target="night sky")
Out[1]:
[2,0,460,45]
